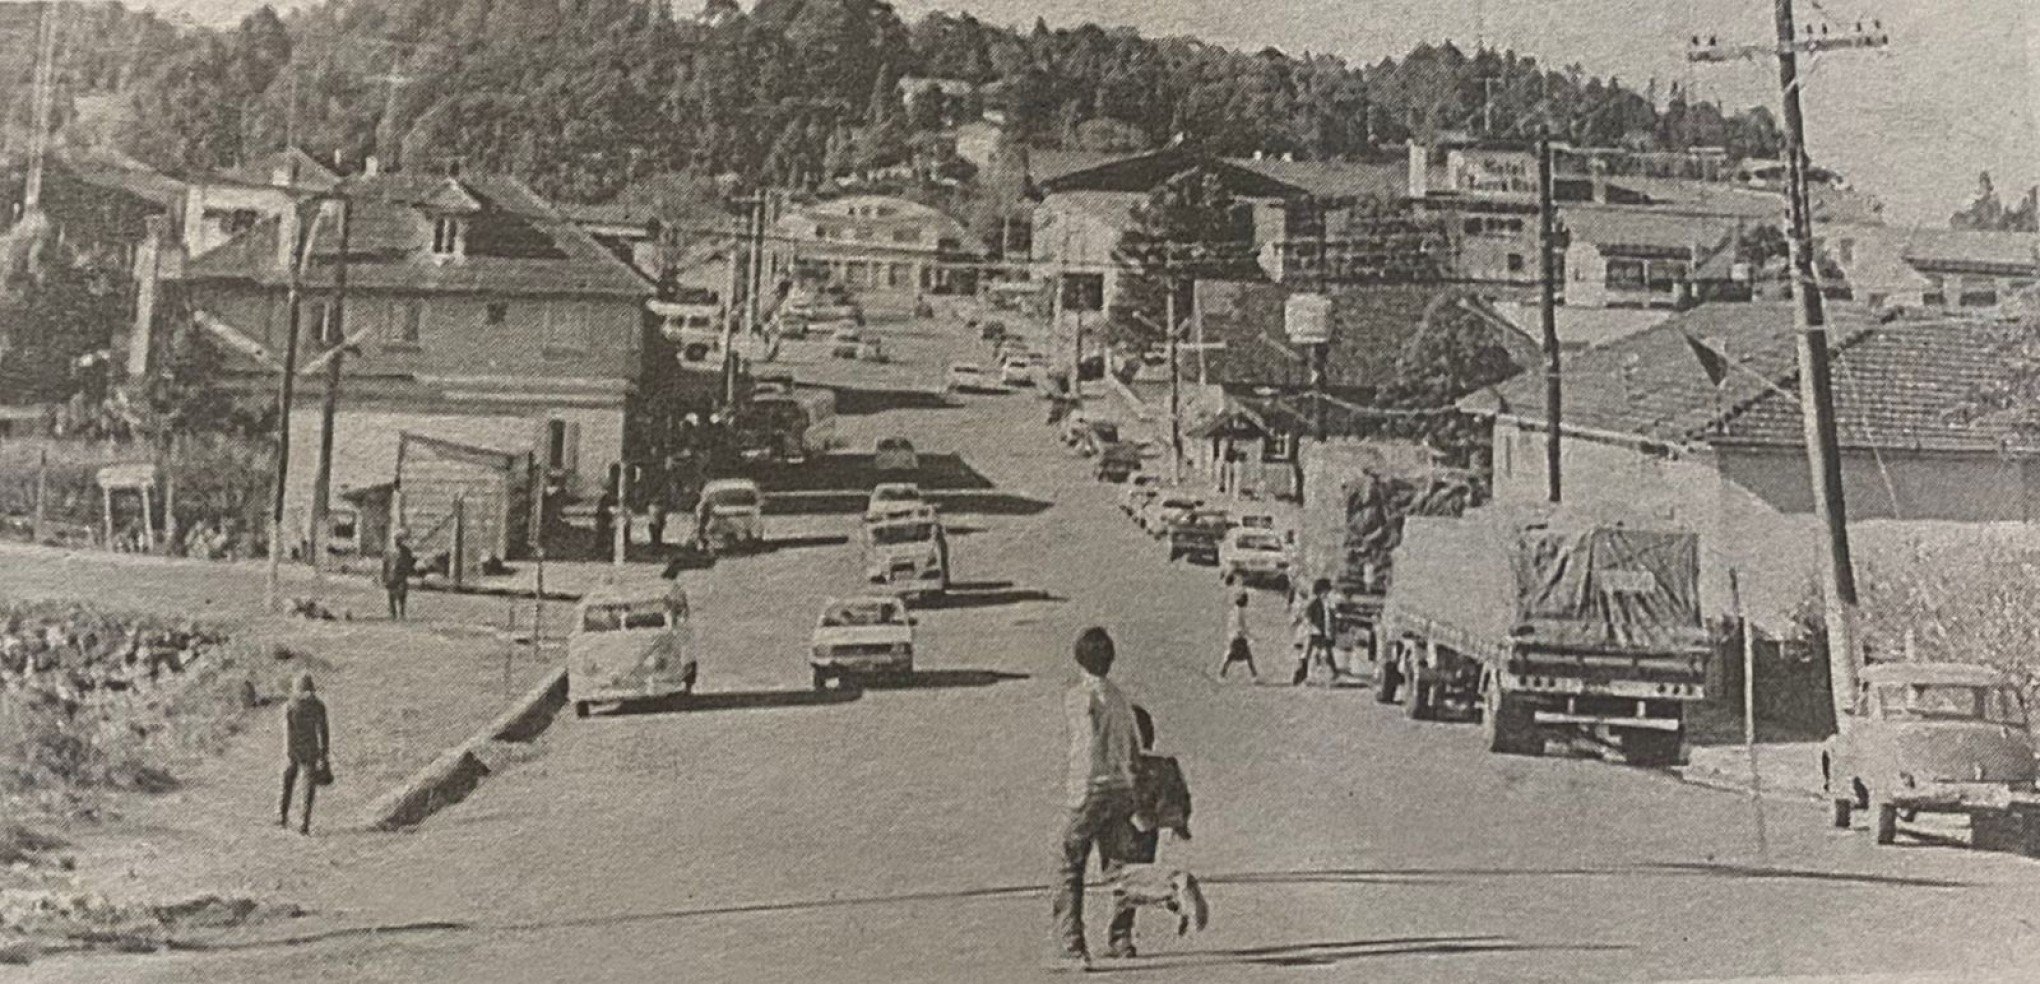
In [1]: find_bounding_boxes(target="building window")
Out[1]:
[432,217,463,256]
[1959,288,2000,308]
[546,419,570,471]
[892,229,919,244]
[1261,433,1296,463]
[542,303,588,352]
[300,298,334,344]
[485,301,509,325]
[1921,276,1947,307]
[1506,253,1525,273]
[1606,258,1648,291]
[400,300,424,343]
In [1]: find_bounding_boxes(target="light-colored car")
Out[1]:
[866,481,925,521]
[1220,526,1293,587]
[862,506,949,599]
[569,581,697,717]
[810,595,916,690]
[1824,661,2039,845]
[1000,358,1036,387]
[1148,497,1203,539]
[874,437,918,473]
[694,478,765,554]
[945,362,1002,394]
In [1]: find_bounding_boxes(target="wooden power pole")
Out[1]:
[1690,5,1890,728]
[1537,131,1562,504]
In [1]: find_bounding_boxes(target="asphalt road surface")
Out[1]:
[37,313,2040,983]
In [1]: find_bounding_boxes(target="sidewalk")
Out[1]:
[1677,741,1827,802]
[0,543,557,932]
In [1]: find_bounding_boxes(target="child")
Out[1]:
[1217,591,1259,679]
[1107,705,1209,957]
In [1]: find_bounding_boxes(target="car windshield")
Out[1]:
[1237,532,1283,551]
[872,522,935,546]
[1876,683,2026,724]
[582,603,670,633]
[823,600,905,627]
[705,487,760,509]
[951,364,981,374]
[873,486,918,502]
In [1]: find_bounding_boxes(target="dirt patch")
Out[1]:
[0,888,303,965]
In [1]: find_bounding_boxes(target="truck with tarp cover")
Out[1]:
[1377,507,1709,765]
[1298,443,1480,660]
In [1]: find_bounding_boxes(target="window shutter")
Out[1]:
[562,421,581,479]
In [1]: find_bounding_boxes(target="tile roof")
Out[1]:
[1027,150,1137,187]
[1560,205,1744,256]
[182,172,649,298]
[1194,281,1541,392]
[1900,228,2040,274]
[1475,302,2040,455]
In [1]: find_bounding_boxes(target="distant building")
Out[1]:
[765,194,978,312]
[181,148,339,259]
[1560,206,1752,309]
[175,170,651,563]
[1465,302,2040,628]
[1832,226,2039,315]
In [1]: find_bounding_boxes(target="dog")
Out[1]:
[1111,865,1210,936]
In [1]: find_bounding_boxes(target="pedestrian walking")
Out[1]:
[381,531,415,621]
[1050,627,1141,972]
[1292,578,1337,686]
[279,673,331,835]
[1217,590,1259,679]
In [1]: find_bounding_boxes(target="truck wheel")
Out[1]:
[1831,798,1854,829]
[573,701,590,719]
[1873,800,1899,845]
[1482,686,1542,756]
[811,668,829,692]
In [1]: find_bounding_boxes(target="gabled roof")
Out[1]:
[1027,150,1137,188]
[1036,146,1302,200]
[182,172,649,298]
[1194,281,1540,393]
[1900,228,2040,275]
[1474,302,2040,456]
[1560,205,1745,257]
[1222,157,1407,203]
[218,147,340,193]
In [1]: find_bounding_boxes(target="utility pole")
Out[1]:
[1690,6,1889,729]
[1537,131,1563,503]
[265,197,329,611]
[1167,273,1182,482]
[22,0,58,213]
[309,195,352,572]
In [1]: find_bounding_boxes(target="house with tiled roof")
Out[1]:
[176,168,652,563]
[1463,302,2040,627]
[1831,225,2040,316]
[1560,205,1755,309]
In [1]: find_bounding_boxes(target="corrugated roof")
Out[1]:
[182,172,649,298]
[1222,157,1407,202]
[1477,302,2040,456]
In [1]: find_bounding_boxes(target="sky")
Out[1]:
[132,0,2039,227]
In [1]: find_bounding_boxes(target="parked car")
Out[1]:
[866,481,926,521]
[1219,526,1292,588]
[874,437,918,473]
[831,325,862,344]
[1095,442,1142,482]
[946,362,1002,394]
[1120,474,1164,515]
[1168,509,1232,565]
[809,595,916,690]
[1148,497,1204,539]
[1001,358,1036,387]
[1824,661,2039,846]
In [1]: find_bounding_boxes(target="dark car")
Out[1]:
[1167,509,1232,565]
[1095,443,1142,482]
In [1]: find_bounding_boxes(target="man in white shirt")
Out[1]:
[1051,627,1141,970]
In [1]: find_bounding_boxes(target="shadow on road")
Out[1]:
[593,688,862,717]
[831,386,959,416]
[761,533,852,553]
[1641,861,1971,889]
[1088,935,1629,972]
[860,668,1030,690]
[916,580,1064,610]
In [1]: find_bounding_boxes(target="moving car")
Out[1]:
[1824,661,2040,845]
[861,506,950,598]
[1167,508,1232,565]
[1000,358,1036,387]
[568,581,697,717]
[1219,526,1292,587]
[945,362,1002,395]
[866,481,926,521]
[810,595,916,690]
[874,437,918,474]
[694,478,765,554]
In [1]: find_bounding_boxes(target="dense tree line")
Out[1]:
[16,0,1791,207]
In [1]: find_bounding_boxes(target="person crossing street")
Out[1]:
[1050,627,1141,972]
[1217,590,1259,679]
[1293,578,1337,686]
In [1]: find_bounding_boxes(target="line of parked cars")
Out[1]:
[1113,471,1296,589]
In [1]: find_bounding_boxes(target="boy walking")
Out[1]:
[1217,591,1258,679]
[381,531,415,621]
[1051,628,1141,972]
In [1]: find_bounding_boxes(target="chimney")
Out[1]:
[1407,142,1430,198]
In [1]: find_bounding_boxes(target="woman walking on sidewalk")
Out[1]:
[1217,591,1259,679]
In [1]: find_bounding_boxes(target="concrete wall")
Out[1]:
[182,183,296,259]
[1492,416,2040,629]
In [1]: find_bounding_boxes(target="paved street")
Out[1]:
[33,313,2040,984]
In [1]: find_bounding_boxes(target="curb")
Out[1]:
[357,666,568,831]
